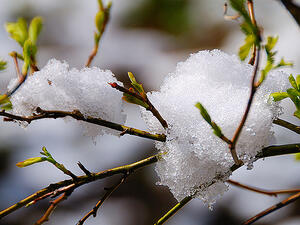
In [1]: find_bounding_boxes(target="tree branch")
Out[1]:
[227,179,300,197]
[242,191,300,225]
[273,118,300,135]
[0,108,166,142]
[154,196,192,225]
[77,174,128,225]
[280,0,300,26]
[109,82,168,129]
[0,154,159,219]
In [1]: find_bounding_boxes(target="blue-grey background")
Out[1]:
[0,0,300,224]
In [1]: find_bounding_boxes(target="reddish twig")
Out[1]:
[228,179,300,197]
[229,47,260,166]
[223,2,240,21]
[34,191,71,225]
[109,82,168,129]
[242,191,300,225]
[247,0,258,65]
[77,174,128,225]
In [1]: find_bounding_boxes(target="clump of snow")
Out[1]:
[10,59,126,137]
[141,50,289,205]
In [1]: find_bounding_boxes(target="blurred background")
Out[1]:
[0,0,300,224]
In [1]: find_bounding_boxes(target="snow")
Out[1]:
[141,49,290,205]
[10,59,126,137]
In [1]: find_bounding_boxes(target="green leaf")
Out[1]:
[0,94,12,110]
[239,34,255,60]
[128,72,146,98]
[122,93,149,108]
[287,89,300,110]
[95,11,105,33]
[287,88,300,97]
[5,18,28,46]
[265,36,278,52]
[0,60,7,71]
[274,58,293,69]
[22,39,37,75]
[294,110,300,120]
[296,75,300,90]
[269,92,289,102]
[195,102,212,125]
[289,74,298,90]
[28,17,43,45]
[16,157,46,167]
[211,122,222,138]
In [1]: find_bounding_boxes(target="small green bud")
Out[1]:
[28,17,43,44]
[16,157,46,167]
[269,92,289,102]
[95,11,105,33]
[128,72,145,97]
[195,102,212,125]
[5,18,28,46]
[0,60,7,71]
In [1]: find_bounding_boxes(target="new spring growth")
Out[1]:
[16,147,77,179]
[5,17,43,75]
[271,74,300,119]
[0,59,7,71]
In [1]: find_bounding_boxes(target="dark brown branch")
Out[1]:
[109,82,168,129]
[77,174,128,225]
[228,179,300,197]
[273,118,300,135]
[280,0,300,26]
[0,108,166,142]
[242,191,300,225]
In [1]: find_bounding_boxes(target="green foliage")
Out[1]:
[16,157,46,167]
[16,147,71,175]
[28,17,43,45]
[270,74,300,120]
[122,93,149,108]
[0,94,12,111]
[94,0,111,45]
[5,16,43,76]
[195,102,223,138]
[229,0,260,60]
[128,72,146,98]
[5,18,28,46]
[0,60,7,71]
[258,36,293,84]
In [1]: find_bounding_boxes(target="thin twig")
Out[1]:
[273,118,300,135]
[1,143,300,220]
[154,196,192,225]
[0,108,166,142]
[247,0,257,65]
[109,82,168,129]
[228,179,300,197]
[85,2,110,67]
[223,2,240,21]
[150,143,300,225]
[242,191,300,225]
[0,154,159,219]
[77,174,128,225]
[34,192,70,225]
[229,47,260,166]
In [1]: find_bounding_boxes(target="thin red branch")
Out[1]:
[229,47,260,165]
[228,179,300,197]
[109,82,168,129]
[243,191,300,225]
